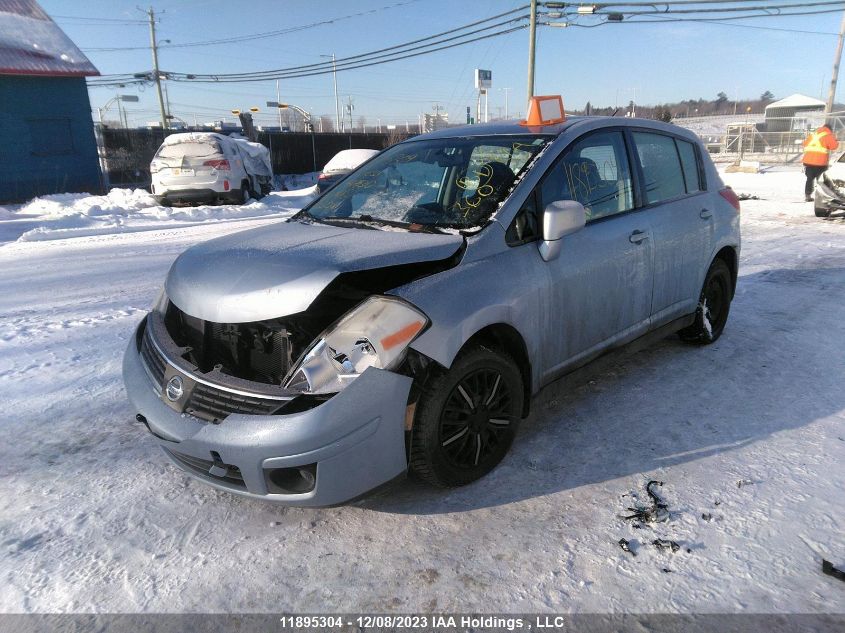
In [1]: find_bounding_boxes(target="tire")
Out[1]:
[678,258,732,345]
[815,205,831,218]
[410,346,524,487]
[239,182,251,205]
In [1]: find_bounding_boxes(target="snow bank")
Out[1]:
[322,148,380,172]
[0,186,316,244]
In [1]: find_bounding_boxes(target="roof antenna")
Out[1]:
[611,108,620,117]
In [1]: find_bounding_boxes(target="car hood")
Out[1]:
[165,219,464,322]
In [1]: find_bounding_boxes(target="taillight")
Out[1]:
[719,187,741,212]
[203,159,230,170]
[317,173,329,180]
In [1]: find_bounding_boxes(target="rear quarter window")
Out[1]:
[676,139,704,193]
[633,132,686,205]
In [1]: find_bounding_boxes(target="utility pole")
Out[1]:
[144,7,168,130]
[526,0,537,101]
[826,9,845,114]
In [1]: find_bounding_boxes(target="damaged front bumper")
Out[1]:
[122,317,412,506]
[814,178,845,214]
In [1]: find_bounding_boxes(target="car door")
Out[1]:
[535,129,654,381]
[630,131,712,321]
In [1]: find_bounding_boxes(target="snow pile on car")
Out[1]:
[322,148,380,173]
[159,132,273,179]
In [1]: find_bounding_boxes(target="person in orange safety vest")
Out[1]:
[802,123,839,201]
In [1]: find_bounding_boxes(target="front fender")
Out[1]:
[393,237,546,390]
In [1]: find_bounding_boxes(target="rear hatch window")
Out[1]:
[157,141,223,163]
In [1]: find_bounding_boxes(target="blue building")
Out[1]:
[0,0,101,203]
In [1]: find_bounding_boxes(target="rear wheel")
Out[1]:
[678,259,732,345]
[410,346,523,487]
[815,205,831,217]
[240,181,251,205]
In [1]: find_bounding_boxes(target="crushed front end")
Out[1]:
[122,299,415,505]
[815,172,845,216]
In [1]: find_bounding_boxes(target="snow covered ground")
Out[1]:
[0,186,316,245]
[0,168,843,613]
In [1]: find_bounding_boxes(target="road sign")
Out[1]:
[475,69,492,90]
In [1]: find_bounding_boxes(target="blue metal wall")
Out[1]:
[0,76,101,203]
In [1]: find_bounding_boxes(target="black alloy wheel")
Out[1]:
[678,258,732,344]
[439,368,514,470]
[410,346,523,487]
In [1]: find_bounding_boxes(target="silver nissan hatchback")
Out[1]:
[123,100,741,505]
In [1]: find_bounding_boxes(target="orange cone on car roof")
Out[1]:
[520,95,566,126]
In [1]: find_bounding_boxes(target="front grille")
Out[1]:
[166,449,246,489]
[139,317,292,423]
[140,327,166,389]
[185,382,282,421]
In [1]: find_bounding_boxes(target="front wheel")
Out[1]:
[678,259,732,345]
[410,346,524,487]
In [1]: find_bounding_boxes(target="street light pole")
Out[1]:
[526,0,537,101]
[320,54,341,132]
[500,87,512,119]
[276,80,283,130]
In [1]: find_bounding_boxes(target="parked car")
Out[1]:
[316,148,381,193]
[124,98,740,505]
[150,132,273,206]
[813,152,845,217]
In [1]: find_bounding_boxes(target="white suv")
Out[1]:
[150,132,273,205]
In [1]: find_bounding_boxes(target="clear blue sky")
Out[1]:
[40,0,845,127]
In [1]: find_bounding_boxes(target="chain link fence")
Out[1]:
[676,111,845,164]
[96,127,411,189]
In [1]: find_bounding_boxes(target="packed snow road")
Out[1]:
[0,168,843,613]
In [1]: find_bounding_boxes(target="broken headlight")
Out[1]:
[284,296,428,394]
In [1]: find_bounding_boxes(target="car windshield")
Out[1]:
[302,135,551,229]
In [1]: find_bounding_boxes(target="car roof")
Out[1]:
[415,118,583,140]
[407,116,701,143]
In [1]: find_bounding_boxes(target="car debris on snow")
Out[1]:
[822,560,845,582]
[653,539,681,553]
[618,539,637,556]
[621,480,671,523]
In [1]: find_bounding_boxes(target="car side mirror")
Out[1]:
[538,200,586,261]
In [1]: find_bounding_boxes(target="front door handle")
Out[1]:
[629,230,649,244]
[700,209,713,219]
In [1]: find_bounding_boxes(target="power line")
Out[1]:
[80,0,425,52]
[165,7,530,80]
[52,14,147,24]
[168,26,529,84]
[174,15,530,82]
[87,8,531,86]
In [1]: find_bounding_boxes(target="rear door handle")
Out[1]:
[700,209,713,219]
[629,230,649,244]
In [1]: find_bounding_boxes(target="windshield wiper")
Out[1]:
[320,215,448,234]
